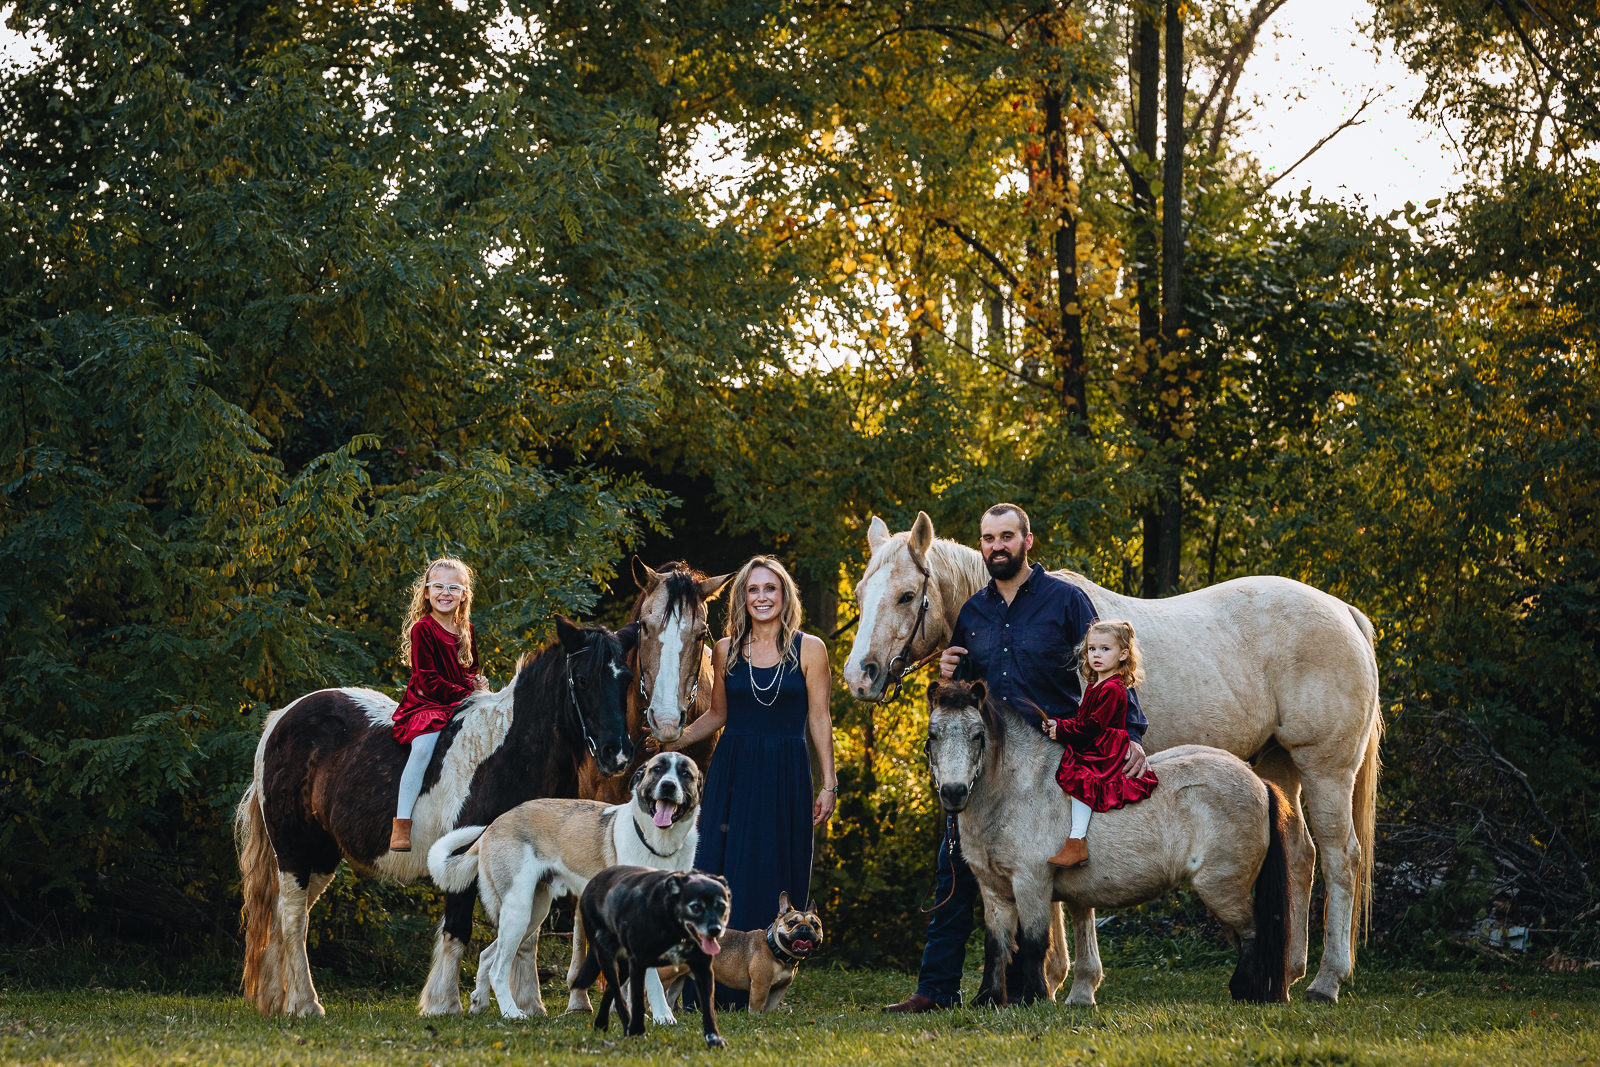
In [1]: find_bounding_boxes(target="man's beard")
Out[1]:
[985,550,1025,581]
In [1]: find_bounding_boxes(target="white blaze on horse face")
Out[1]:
[844,565,892,697]
[647,606,686,741]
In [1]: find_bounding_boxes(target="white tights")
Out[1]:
[1069,796,1092,840]
[396,730,440,820]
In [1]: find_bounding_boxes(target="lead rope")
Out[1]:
[919,814,963,913]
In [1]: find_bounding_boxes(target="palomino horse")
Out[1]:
[925,680,1294,1006]
[842,513,1380,1003]
[576,561,730,805]
[235,617,638,1017]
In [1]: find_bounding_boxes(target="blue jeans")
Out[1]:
[915,828,1025,1005]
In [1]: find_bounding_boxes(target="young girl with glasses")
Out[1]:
[1042,619,1159,869]
[389,557,490,852]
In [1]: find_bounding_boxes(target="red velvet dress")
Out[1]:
[1051,675,1159,812]
[392,616,480,744]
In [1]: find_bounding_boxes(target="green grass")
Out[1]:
[2,940,1596,1067]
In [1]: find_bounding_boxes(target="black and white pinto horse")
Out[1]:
[236,617,638,1017]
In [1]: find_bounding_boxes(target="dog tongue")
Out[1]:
[700,935,721,956]
[653,800,676,828]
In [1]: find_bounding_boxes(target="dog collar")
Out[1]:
[766,926,805,967]
[633,816,674,858]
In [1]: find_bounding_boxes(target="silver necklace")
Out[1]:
[746,637,786,707]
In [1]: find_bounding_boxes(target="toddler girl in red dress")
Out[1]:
[388,557,490,852]
[1043,619,1159,868]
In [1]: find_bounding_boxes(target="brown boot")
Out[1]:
[882,993,944,1013]
[1047,836,1088,868]
[389,818,413,853]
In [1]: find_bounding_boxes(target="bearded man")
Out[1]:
[882,502,1150,1013]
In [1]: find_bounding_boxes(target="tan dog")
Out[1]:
[428,751,701,1020]
[658,892,823,1013]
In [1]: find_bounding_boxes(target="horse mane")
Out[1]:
[927,537,988,594]
[630,560,707,623]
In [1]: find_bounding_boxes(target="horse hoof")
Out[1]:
[1304,988,1338,1004]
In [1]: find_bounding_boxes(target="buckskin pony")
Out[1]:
[235,617,638,1017]
[843,512,1380,1003]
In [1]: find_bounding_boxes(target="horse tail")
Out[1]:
[1344,600,1381,955]
[1233,780,1293,1004]
[235,780,280,1009]
[428,826,488,894]
[1352,710,1382,954]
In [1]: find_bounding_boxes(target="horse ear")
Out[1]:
[632,556,661,591]
[616,621,641,653]
[778,890,792,914]
[867,515,891,550]
[910,511,935,561]
[699,572,734,600]
[925,679,942,704]
[554,615,585,652]
[969,680,987,708]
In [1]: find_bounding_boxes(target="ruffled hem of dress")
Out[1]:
[1057,770,1159,812]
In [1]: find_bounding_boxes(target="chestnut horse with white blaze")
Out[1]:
[577,560,731,805]
[235,618,638,1017]
[842,513,1380,1003]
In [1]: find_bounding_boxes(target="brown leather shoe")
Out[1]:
[1047,836,1088,868]
[390,818,413,853]
[882,993,944,1013]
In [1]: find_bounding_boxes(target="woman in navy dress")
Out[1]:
[663,555,837,1008]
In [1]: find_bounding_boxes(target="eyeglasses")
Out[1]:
[425,582,467,596]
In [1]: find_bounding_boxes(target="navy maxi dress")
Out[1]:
[693,632,814,1008]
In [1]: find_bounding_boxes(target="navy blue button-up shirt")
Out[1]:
[954,563,1147,742]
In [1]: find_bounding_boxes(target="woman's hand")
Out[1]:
[643,736,672,755]
[813,786,836,826]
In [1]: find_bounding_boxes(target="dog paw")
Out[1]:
[651,1008,678,1025]
[499,1006,529,1021]
[705,1034,728,1049]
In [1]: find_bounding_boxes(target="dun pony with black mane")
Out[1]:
[236,617,638,1017]
[926,679,1293,1007]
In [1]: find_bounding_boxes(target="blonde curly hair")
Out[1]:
[1077,619,1143,688]
[398,557,476,671]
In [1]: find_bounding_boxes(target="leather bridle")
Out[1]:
[868,555,939,705]
[564,646,606,758]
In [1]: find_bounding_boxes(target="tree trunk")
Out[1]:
[1155,0,1186,596]
[1133,3,1163,598]
[1041,7,1088,432]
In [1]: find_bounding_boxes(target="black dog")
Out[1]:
[571,865,732,1048]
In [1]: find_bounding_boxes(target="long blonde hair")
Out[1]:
[724,555,804,673]
[1078,619,1143,688]
[398,557,477,671]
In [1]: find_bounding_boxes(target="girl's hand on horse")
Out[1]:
[473,674,491,693]
[1043,719,1057,740]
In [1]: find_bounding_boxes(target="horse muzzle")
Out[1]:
[938,782,970,811]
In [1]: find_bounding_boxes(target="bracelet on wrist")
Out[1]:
[820,784,838,793]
